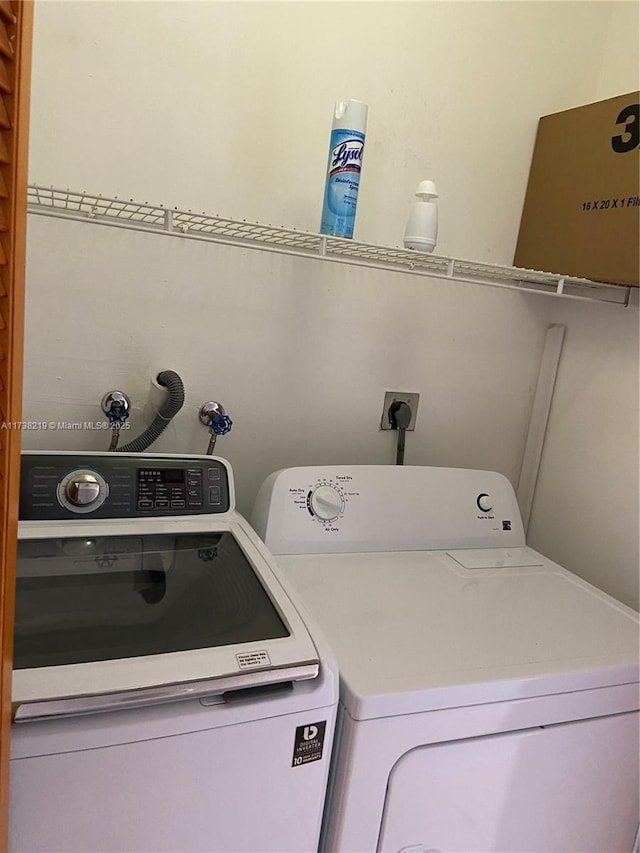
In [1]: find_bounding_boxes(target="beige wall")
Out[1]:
[527,296,639,611]
[30,0,617,262]
[594,0,639,100]
[22,214,548,520]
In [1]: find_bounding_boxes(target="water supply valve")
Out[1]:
[101,390,131,451]
[209,413,233,435]
[199,401,233,455]
[101,391,131,426]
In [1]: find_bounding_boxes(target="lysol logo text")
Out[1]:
[330,140,363,173]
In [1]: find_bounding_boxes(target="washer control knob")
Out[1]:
[477,493,492,512]
[66,473,101,506]
[310,485,344,522]
[58,469,108,513]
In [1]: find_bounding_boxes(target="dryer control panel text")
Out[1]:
[252,465,526,555]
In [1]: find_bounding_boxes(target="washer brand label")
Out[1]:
[236,650,271,669]
[291,721,327,767]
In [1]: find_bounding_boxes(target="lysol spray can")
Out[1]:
[320,99,368,238]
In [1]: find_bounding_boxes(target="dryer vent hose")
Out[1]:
[116,370,185,453]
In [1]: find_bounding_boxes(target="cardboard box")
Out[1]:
[514,92,639,286]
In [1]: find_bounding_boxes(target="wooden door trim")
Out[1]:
[0,1,33,844]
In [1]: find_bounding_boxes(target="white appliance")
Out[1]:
[11,451,338,853]
[252,465,640,853]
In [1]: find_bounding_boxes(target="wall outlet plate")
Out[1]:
[380,391,420,430]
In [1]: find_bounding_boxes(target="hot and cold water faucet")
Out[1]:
[199,401,233,455]
[101,378,232,457]
[102,370,185,453]
[101,390,131,451]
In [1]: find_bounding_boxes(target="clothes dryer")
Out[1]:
[11,452,338,853]
[253,465,640,853]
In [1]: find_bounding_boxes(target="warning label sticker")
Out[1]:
[236,650,271,669]
[291,721,327,767]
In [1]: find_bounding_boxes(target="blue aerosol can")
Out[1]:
[320,99,368,238]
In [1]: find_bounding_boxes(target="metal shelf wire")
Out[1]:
[27,185,633,306]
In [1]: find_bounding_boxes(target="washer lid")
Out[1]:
[276,549,639,721]
[13,517,321,720]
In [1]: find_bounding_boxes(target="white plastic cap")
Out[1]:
[332,99,368,133]
[415,180,438,200]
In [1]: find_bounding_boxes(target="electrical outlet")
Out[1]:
[380,392,420,430]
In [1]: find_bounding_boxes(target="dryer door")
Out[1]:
[377,712,639,853]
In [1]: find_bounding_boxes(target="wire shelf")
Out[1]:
[27,185,633,306]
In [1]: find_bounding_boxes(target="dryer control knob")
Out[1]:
[310,485,344,522]
[477,493,493,512]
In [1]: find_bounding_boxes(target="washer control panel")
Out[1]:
[20,453,231,520]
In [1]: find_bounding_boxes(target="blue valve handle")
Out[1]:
[106,403,130,426]
[209,414,233,436]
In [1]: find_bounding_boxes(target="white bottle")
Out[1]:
[403,180,438,252]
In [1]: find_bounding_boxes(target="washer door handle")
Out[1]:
[12,662,319,722]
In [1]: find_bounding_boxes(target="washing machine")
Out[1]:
[11,451,338,853]
[252,465,640,853]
